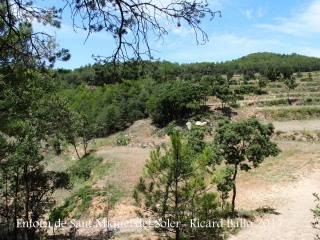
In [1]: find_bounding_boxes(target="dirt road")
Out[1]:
[228,170,320,240]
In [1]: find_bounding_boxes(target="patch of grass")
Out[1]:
[101,184,124,203]
[245,147,300,183]
[237,209,256,221]
[89,161,114,184]
[50,185,99,220]
[255,206,279,216]
[68,155,103,181]
[275,92,320,98]
[44,153,73,172]
[262,106,320,121]
[89,137,113,150]
[96,184,125,218]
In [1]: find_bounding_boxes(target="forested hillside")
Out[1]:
[56,52,320,87]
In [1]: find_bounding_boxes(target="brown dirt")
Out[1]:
[227,141,320,239]
[228,169,320,240]
[93,146,152,193]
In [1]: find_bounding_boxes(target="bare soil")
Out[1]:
[228,170,320,240]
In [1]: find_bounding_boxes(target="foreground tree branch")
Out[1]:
[0,0,70,67]
[63,0,221,63]
[1,0,220,65]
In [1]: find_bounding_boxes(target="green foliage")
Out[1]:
[0,68,75,239]
[59,78,154,137]
[0,132,71,239]
[171,53,320,77]
[102,184,124,206]
[186,125,206,153]
[134,131,224,239]
[51,186,98,220]
[226,70,235,82]
[116,132,130,146]
[201,75,240,109]
[309,72,314,80]
[234,84,262,95]
[214,117,280,213]
[147,81,206,126]
[68,155,103,181]
[262,64,281,81]
[242,70,256,81]
[213,166,234,210]
[296,72,303,78]
[283,77,299,103]
[280,65,294,79]
[257,76,269,90]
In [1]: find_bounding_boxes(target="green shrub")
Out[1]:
[263,107,320,121]
[50,186,98,220]
[186,125,206,153]
[296,72,303,78]
[234,85,261,95]
[116,132,130,146]
[68,155,103,181]
[229,79,238,85]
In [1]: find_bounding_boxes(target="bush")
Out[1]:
[234,85,261,95]
[68,155,103,181]
[296,72,303,78]
[50,186,98,220]
[116,132,130,146]
[229,79,238,85]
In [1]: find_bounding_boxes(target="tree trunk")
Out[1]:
[13,170,19,240]
[175,175,180,240]
[231,164,238,214]
[73,143,81,160]
[23,164,30,240]
[4,170,10,237]
[82,136,88,156]
[174,148,180,240]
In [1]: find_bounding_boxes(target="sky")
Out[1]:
[35,0,320,69]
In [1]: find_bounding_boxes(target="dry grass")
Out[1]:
[93,146,152,195]
[240,141,320,182]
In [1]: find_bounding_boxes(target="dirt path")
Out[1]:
[228,169,320,240]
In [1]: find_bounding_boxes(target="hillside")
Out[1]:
[2,52,320,240]
[41,70,320,239]
[56,52,320,87]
